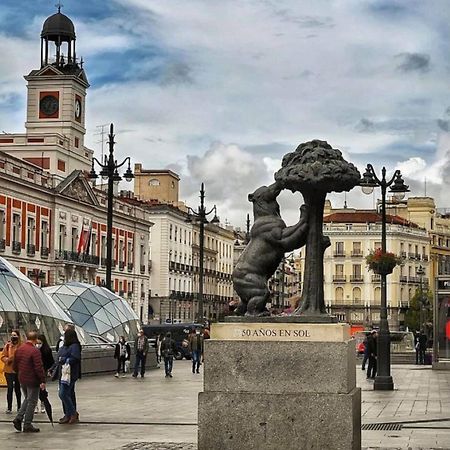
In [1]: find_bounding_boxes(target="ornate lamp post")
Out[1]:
[360,164,409,391]
[88,124,134,291]
[186,183,220,323]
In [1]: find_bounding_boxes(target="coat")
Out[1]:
[160,337,177,358]
[367,334,377,357]
[114,342,131,360]
[56,343,81,384]
[40,344,55,372]
[134,336,149,355]
[0,341,21,374]
[188,333,204,353]
[13,341,46,387]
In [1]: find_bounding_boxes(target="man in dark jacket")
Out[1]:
[188,327,204,374]
[417,331,428,365]
[366,330,378,380]
[12,331,46,433]
[133,330,149,378]
[160,332,177,378]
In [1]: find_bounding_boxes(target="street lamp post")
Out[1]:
[186,183,220,323]
[416,265,425,331]
[360,164,409,391]
[88,123,134,291]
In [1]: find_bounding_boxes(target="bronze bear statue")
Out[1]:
[232,181,308,316]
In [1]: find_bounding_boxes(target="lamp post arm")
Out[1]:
[205,205,216,216]
[92,157,105,168]
[115,156,132,169]
[385,170,401,188]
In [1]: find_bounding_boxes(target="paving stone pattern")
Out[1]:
[119,443,197,450]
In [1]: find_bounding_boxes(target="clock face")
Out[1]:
[75,99,82,119]
[40,95,59,116]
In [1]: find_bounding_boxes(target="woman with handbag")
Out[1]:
[114,336,130,378]
[54,328,81,425]
[0,330,22,414]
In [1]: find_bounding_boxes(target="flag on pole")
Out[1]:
[77,219,92,254]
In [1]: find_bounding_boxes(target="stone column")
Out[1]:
[198,321,361,450]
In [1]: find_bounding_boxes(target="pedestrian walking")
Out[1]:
[188,327,204,374]
[54,328,81,425]
[12,331,46,433]
[417,330,428,365]
[1,329,22,414]
[132,329,149,378]
[361,336,369,371]
[156,334,163,364]
[161,332,177,378]
[366,330,377,380]
[114,336,130,378]
[35,334,54,414]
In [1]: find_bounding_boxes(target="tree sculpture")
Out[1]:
[275,140,360,315]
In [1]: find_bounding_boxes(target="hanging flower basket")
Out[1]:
[366,249,403,276]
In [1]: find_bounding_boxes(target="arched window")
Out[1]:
[352,287,361,304]
[374,287,381,305]
[149,178,160,186]
[335,287,344,303]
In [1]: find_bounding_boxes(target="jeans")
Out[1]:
[191,350,201,373]
[133,351,147,376]
[116,356,126,373]
[5,372,21,411]
[59,381,76,417]
[164,356,173,375]
[15,385,39,426]
[417,349,426,364]
[367,356,377,378]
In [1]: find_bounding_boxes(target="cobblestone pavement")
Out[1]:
[118,443,197,450]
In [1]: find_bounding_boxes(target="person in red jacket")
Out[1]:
[12,331,46,433]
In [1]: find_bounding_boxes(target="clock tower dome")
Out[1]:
[18,7,92,174]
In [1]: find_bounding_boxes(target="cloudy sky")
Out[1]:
[1,0,449,228]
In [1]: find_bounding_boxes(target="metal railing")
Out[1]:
[12,241,21,253]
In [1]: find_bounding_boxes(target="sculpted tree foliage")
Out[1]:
[275,140,360,315]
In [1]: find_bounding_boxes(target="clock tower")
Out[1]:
[18,8,92,174]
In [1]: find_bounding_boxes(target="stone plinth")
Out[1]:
[198,322,361,450]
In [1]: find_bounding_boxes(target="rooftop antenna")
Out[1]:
[94,124,109,161]
[343,192,347,209]
[424,177,427,197]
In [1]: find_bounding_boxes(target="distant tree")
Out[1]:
[275,140,360,315]
[404,288,433,333]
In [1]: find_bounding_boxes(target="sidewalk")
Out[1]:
[0,361,448,449]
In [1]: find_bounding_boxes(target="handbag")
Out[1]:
[60,362,71,385]
[124,360,130,373]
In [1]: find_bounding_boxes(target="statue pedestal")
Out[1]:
[198,322,361,450]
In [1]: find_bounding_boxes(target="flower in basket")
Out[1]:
[366,248,403,275]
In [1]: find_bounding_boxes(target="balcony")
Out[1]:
[119,261,125,271]
[422,255,429,261]
[0,238,5,252]
[119,290,125,297]
[400,251,407,258]
[140,264,146,274]
[408,276,420,284]
[101,258,107,267]
[128,291,133,298]
[333,251,346,257]
[40,246,49,258]
[332,275,346,283]
[351,251,363,257]
[400,276,408,283]
[55,250,99,266]
[127,263,134,272]
[27,243,36,256]
[350,275,364,283]
[12,241,21,254]
[371,275,381,282]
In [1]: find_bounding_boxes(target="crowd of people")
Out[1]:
[0,324,81,432]
[1,324,207,432]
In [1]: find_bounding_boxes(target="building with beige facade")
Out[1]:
[134,165,180,205]
[313,201,430,331]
